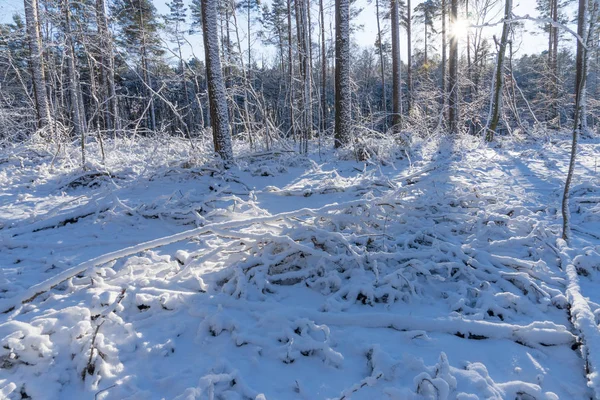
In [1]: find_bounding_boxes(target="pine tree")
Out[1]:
[164,0,193,134]
[319,0,328,132]
[405,0,413,114]
[369,0,388,126]
[295,0,312,153]
[96,0,119,137]
[413,0,437,66]
[260,0,288,72]
[448,0,458,133]
[201,0,233,162]
[335,0,352,147]
[23,0,52,132]
[562,0,595,241]
[536,0,565,126]
[391,0,402,132]
[486,0,512,141]
[62,0,86,166]
[111,0,163,131]
[237,0,260,72]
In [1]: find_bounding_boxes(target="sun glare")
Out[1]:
[451,18,470,38]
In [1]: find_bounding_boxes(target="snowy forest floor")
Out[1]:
[0,132,599,400]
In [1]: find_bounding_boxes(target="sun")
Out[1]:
[451,18,470,38]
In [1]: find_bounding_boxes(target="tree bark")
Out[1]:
[390,0,402,132]
[448,0,459,134]
[62,0,85,166]
[24,0,52,133]
[201,0,233,161]
[441,0,447,118]
[138,0,156,132]
[406,0,413,115]
[487,0,512,141]
[375,0,387,128]
[562,0,593,241]
[96,0,119,137]
[334,0,351,147]
[286,0,296,139]
[295,0,313,153]
[550,0,559,126]
[320,0,328,132]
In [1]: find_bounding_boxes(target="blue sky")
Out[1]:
[1,0,576,66]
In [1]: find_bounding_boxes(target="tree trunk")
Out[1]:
[486,0,512,141]
[391,0,402,132]
[424,24,428,65]
[334,0,351,147]
[550,0,559,126]
[287,0,296,139]
[562,0,594,241]
[466,0,472,105]
[201,0,233,161]
[448,0,459,134]
[24,0,52,133]
[177,37,193,135]
[96,0,119,138]
[320,0,327,132]
[406,0,413,115]
[441,0,447,117]
[295,0,312,153]
[62,0,85,166]
[138,0,156,132]
[375,0,387,128]
[247,0,252,73]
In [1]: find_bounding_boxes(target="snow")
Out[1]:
[0,133,599,399]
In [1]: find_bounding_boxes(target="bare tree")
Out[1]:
[96,0,119,137]
[448,0,459,133]
[550,0,559,125]
[373,0,387,127]
[391,0,402,132]
[201,0,233,161]
[441,0,447,119]
[320,0,328,132]
[23,0,52,133]
[286,0,296,139]
[295,0,313,153]
[486,0,512,141]
[62,0,86,166]
[562,0,595,241]
[335,0,351,147]
[406,0,413,115]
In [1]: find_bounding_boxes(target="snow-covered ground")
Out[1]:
[0,133,598,399]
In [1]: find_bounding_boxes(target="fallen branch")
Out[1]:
[557,238,600,399]
[3,195,112,237]
[199,296,576,348]
[0,200,367,314]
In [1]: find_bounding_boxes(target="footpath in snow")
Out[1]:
[0,134,599,399]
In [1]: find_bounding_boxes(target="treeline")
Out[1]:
[0,0,599,160]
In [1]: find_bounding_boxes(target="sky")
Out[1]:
[0,0,578,66]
